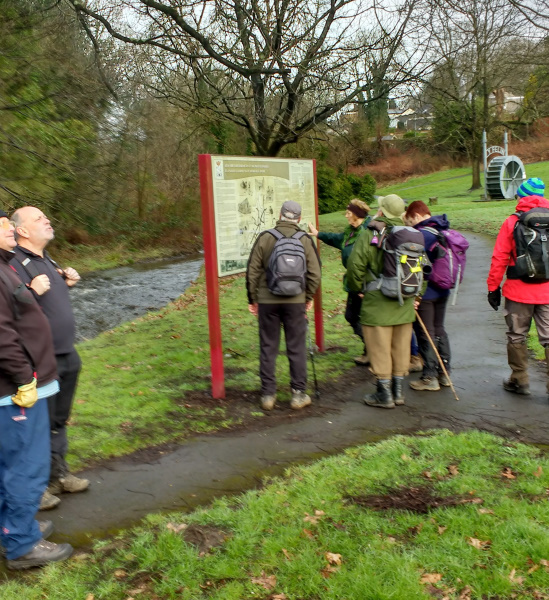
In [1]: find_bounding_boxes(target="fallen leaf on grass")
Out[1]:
[325,552,342,565]
[501,467,517,479]
[422,470,432,479]
[282,548,292,560]
[114,569,127,579]
[528,564,540,574]
[467,537,491,550]
[401,454,411,462]
[509,569,524,584]
[448,464,459,476]
[540,559,549,570]
[86,595,95,600]
[534,466,543,477]
[270,595,287,600]
[438,526,447,535]
[458,586,472,599]
[251,572,276,590]
[420,573,443,584]
[478,508,494,515]
[321,565,340,578]
[303,510,325,525]
[302,528,315,539]
[166,522,188,534]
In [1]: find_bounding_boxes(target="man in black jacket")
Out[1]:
[11,206,88,511]
[0,210,73,569]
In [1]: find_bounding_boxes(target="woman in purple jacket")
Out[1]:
[403,201,452,392]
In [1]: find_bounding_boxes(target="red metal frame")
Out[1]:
[312,159,325,352]
[198,155,225,399]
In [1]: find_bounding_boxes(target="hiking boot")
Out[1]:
[354,353,370,366]
[7,539,73,570]
[392,376,405,405]
[290,389,312,410]
[438,373,451,387]
[260,395,276,411]
[364,379,395,409]
[409,355,423,372]
[503,379,531,395]
[409,377,440,392]
[0,521,53,557]
[48,473,90,495]
[39,490,60,511]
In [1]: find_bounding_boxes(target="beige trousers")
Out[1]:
[362,323,413,380]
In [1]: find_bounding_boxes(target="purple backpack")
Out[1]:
[422,227,469,290]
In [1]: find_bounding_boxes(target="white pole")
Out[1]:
[504,130,508,156]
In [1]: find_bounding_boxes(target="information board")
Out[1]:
[210,156,316,276]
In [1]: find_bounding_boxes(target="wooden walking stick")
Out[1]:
[415,311,459,401]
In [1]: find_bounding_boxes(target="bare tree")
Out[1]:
[64,0,425,156]
[417,0,531,189]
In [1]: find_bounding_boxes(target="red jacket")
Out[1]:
[487,195,549,303]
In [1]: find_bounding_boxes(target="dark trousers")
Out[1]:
[258,303,307,395]
[0,398,49,559]
[414,296,451,378]
[344,292,364,342]
[49,349,81,480]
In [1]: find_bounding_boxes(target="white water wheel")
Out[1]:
[486,155,525,199]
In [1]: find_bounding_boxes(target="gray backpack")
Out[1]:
[366,225,428,305]
[266,229,307,296]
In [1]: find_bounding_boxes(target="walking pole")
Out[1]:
[415,311,459,401]
[306,319,320,399]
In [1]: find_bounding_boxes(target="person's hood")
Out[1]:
[369,215,403,230]
[516,195,549,212]
[416,214,450,231]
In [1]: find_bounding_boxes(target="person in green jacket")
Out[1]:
[346,194,416,409]
[308,198,371,365]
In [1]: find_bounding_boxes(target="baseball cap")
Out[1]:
[280,200,302,220]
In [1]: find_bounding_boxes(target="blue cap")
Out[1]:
[516,177,545,198]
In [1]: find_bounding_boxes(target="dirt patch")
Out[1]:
[183,524,231,554]
[346,485,480,514]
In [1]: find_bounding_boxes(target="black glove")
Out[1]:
[487,287,501,311]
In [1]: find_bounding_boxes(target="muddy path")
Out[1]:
[35,233,549,552]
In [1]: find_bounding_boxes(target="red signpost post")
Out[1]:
[198,154,324,399]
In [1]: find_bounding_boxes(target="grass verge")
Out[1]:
[4,430,549,599]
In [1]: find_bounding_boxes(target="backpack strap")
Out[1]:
[12,246,43,280]
[292,231,306,241]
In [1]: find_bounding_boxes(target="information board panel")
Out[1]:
[210,156,316,276]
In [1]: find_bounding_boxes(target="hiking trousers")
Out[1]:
[258,303,307,396]
[503,299,549,346]
[49,349,81,481]
[362,322,413,380]
[0,398,50,560]
[414,296,451,378]
[344,292,364,342]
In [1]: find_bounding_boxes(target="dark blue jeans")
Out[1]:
[0,398,50,559]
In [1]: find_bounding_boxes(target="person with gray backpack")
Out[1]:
[246,201,321,411]
[347,194,428,409]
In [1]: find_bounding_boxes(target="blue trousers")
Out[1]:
[0,398,50,559]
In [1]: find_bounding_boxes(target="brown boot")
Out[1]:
[409,355,423,373]
[505,342,530,395]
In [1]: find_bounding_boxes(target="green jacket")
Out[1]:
[346,216,415,326]
[318,218,370,291]
[246,220,321,304]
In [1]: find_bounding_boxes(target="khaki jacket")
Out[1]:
[246,220,321,304]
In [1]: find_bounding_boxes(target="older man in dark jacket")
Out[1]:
[246,201,321,411]
[0,210,72,570]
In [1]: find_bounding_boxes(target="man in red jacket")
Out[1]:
[487,177,549,396]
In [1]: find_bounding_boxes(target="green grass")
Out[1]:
[5,430,549,599]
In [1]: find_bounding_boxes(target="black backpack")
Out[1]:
[366,224,428,305]
[266,229,307,296]
[507,207,549,282]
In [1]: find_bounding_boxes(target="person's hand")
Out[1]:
[305,300,313,312]
[60,267,81,287]
[29,274,50,296]
[414,297,421,310]
[12,378,38,408]
[487,287,501,311]
[308,223,318,236]
[248,303,258,316]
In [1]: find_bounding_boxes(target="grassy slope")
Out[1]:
[66,161,549,471]
[5,430,549,599]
